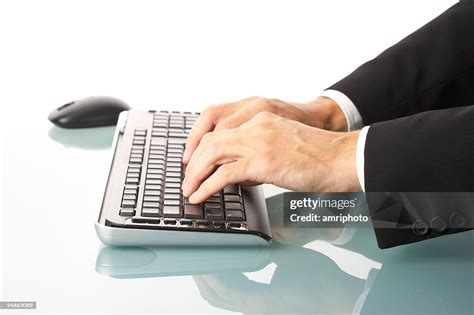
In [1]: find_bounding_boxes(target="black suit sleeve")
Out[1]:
[364,106,474,248]
[328,0,474,125]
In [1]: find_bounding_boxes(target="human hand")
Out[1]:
[182,111,360,204]
[182,96,347,163]
[193,242,364,314]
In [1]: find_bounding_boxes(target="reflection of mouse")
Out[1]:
[48,96,131,128]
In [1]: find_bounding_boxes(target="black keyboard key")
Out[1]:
[223,185,240,195]
[163,206,182,218]
[121,199,136,208]
[145,179,162,185]
[166,162,181,168]
[225,202,244,210]
[169,132,187,138]
[165,182,181,188]
[229,222,243,229]
[205,208,224,220]
[163,218,177,225]
[149,154,165,160]
[149,150,165,157]
[166,177,181,183]
[147,169,165,174]
[122,194,137,200]
[129,158,142,164]
[132,218,160,224]
[144,190,161,196]
[146,173,164,180]
[145,184,162,191]
[213,221,225,228]
[132,139,145,146]
[142,207,160,217]
[164,193,180,200]
[196,220,210,228]
[143,196,161,202]
[180,219,193,226]
[124,184,138,190]
[164,188,181,194]
[125,177,139,184]
[225,209,245,221]
[151,138,167,145]
[166,171,181,178]
[128,167,141,173]
[206,196,221,203]
[224,194,242,203]
[120,208,135,216]
[166,157,182,163]
[184,204,203,219]
[127,172,140,178]
[134,129,147,136]
[124,188,137,195]
[164,199,180,206]
[143,202,161,208]
[149,158,165,164]
[165,177,181,184]
[205,203,222,210]
[152,131,168,138]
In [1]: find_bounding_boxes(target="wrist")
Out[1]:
[304,96,348,131]
[329,131,361,191]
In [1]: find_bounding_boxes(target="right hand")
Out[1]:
[182,96,347,163]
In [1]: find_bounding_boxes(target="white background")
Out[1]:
[0,0,456,126]
[0,0,458,313]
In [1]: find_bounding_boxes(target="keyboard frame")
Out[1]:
[96,110,272,246]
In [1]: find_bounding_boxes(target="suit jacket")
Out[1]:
[328,0,474,248]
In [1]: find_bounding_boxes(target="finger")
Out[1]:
[214,98,274,131]
[185,129,237,180]
[183,99,253,164]
[183,132,241,197]
[182,109,218,164]
[189,160,251,204]
[214,108,257,131]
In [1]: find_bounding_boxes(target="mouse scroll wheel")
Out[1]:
[58,101,75,110]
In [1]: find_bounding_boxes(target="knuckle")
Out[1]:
[215,118,231,130]
[201,132,213,145]
[242,96,259,103]
[201,105,219,121]
[219,165,231,183]
[253,97,270,108]
[255,110,273,120]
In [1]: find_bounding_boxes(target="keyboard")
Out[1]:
[96,109,272,246]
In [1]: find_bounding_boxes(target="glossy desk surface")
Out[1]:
[1,123,473,314]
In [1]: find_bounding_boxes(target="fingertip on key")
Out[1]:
[182,150,189,164]
[189,192,198,204]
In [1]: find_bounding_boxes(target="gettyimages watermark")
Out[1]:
[0,301,36,310]
[283,192,474,230]
[284,192,371,228]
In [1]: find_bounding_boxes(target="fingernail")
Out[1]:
[182,149,189,162]
[189,192,199,204]
[182,182,189,196]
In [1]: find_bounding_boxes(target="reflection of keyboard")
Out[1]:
[96,110,272,246]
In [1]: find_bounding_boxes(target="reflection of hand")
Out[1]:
[193,243,365,314]
[183,112,360,203]
[183,96,348,163]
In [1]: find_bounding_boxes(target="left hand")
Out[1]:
[182,111,360,204]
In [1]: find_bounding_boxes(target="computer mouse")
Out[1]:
[48,96,131,128]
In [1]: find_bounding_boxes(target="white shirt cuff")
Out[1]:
[320,89,364,131]
[356,126,370,192]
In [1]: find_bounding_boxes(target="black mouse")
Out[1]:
[48,96,131,128]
